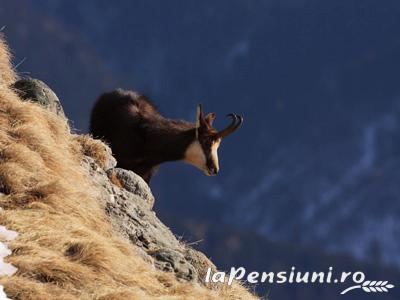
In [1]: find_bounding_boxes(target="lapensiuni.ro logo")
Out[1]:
[205,267,395,295]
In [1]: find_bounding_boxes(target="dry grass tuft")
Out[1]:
[0,34,17,86]
[0,37,258,299]
[72,134,114,170]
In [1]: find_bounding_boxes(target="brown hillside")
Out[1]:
[0,36,257,300]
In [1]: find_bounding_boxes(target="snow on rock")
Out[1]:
[0,285,11,300]
[0,227,18,242]
[0,208,18,299]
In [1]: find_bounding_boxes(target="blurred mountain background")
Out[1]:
[2,0,400,298]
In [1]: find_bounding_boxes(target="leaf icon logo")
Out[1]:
[341,280,395,295]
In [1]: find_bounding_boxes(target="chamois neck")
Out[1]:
[149,119,197,163]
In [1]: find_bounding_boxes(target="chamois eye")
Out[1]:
[205,139,213,147]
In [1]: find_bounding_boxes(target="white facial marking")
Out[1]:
[184,139,221,175]
[210,139,221,172]
[184,140,207,171]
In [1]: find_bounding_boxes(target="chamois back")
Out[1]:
[90,89,167,182]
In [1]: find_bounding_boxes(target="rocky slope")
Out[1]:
[24,0,400,268]
[0,37,256,300]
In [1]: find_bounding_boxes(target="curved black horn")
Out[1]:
[215,113,243,138]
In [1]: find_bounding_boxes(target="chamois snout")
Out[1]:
[204,138,221,176]
[206,164,219,176]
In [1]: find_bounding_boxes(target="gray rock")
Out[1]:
[81,155,216,284]
[22,75,218,285]
[102,145,117,171]
[106,168,155,208]
[149,248,197,282]
[12,77,66,118]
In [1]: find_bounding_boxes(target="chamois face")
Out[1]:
[185,104,243,176]
[184,106,221,175]
[185,133,221,176]
[199,134,222,176]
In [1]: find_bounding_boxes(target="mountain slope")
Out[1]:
[0,37,256,300]
[5,0,400,277]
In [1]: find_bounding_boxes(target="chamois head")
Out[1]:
[184,104,243,176]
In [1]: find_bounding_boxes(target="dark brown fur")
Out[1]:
[90,89,197,182]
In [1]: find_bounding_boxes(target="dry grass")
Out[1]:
[0,37,258,300]
[72,134,113,170]
[0,34,17,86]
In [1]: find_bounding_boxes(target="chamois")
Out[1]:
[90,89,243,183]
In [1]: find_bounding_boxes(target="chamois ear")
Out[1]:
[205,112,216,126]
[195,104,202,138]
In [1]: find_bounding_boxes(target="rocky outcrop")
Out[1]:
[13,77,218,286]
[106,168,155,208]
[0,35,256,299]
[83,154,216,284]
[12,77,66,118]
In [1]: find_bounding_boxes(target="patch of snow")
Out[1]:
[0,227,18,242]
[0,285,12,300]
[0,245,17,276]
[0,208,18,300]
